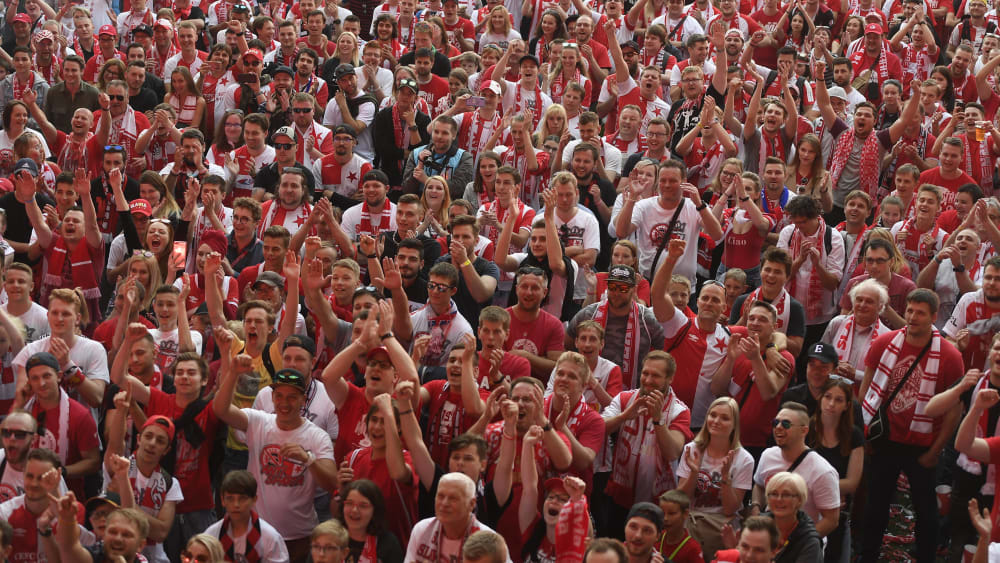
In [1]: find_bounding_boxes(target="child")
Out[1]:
[721,268,747,325]
[876,195,904,229]
[149,283,202,373]
[204,470,289,563]
[669,275,696,319]
[657,490,702,563]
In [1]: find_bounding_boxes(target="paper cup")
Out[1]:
[963,544,976,563]
[937,484,952,515]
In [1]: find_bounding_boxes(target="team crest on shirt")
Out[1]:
[259,444,306,487]
[650,220,688,246]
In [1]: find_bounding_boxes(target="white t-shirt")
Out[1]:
[0,449,68,502]
[253,380,339,442]
[243,409,336,540]
[204,515,290,563]
[134,470,184,563]
[4,302,49,343]
[149,328,204,373]
[322,94,377,161]
[552,209,600,300]
[630,197,703,281]
[777,224,846,325]
[675,443,754,514]
[753,446,841,525]
[340,201,398,241]
[355,66,394,100]
[13,335,109,388]
[561,138,622,176]
[409,303,474,367]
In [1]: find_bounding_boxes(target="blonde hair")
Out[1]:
[335,31,361,66]
[185,534,226,563]
[422,176,452,228]
[487,5,512,35]
[312,519,349,546]
[49,288,88,329]
[555,351,591,383]
[692,397,742,451]
[126,254,163,312]
[765,471,808,508]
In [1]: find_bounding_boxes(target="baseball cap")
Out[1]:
[26,352,60,373]
[271,65,294,77]
[34,30,54,43]
[141,415,175,442]
[479,80,501,95]
[627,502,665,532]
[519,54,540,66]
[333,63,355,81]
[362,169,390,185]
[242,48,264,62]
[607,264,637,286]
[129,199,152,217]
[283,334,316,357]
[0,178,13,193]
[827,86,849,101]
[544,477,568,495]
[864,23,883,35]
[98,24,117,37]
[154,18,173,30]
[14,158,38,178]
[11,13,31,24]
[366,346,391,360]
[271,125,296,142]
[620,40,640,53]
[808,341,839,365]
[132,24,153,36]
[397,77,419,93]
[332,124,357,138]
[85,491,122,513]
[271,368,308,393]
[253,271,285,290]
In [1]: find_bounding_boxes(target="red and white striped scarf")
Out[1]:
[861,328,942,437]
[11,72,33,101]
[741,286,791,331]
[549,68,581,104]
[150,43,180,79]
[515,84,544,130]
[408,517,482,562]
[44,236,100,300]
[592,298,641,389]
[33,55,61,84]
[358,198,392,238]
[788,219,828,320]
[833,314,885,372]
[898,218,941,275]
[830,127,882,199]
[963,133,995,195]
[836,221,870,280]
[457,110,500,156]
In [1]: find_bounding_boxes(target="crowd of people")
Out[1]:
[0,0,998,559]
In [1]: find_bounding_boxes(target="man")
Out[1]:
[93,80,152,180]
[149,18,179,80]
[435,216,499,330]
[706,0,763,40]
[890,10,938,95]
[264,19,299,69]
[161,129,228,209]
[741,67,799,174]
[836,190,875,302]
[312,124,373,205]
[286,93,333,170]
[355,42,394,103]
[751,402,841,536]
[253,127,317,199]
[932,104,1000,195]
[485,113,549,208]
[252,334,338,440]
[55,496,149,563]
[125,40,165,100]
[162,21,208,79]
[204,471,289,562]
[555,113,620,188]
[411,47,450,114]
[322,64,376,161]
[83,25,125,83]
[125,61,158,114]
[541,352,606,478]
[405,472,502,561]
[340,169,398,245]
[918,225,983,323]
[32,30,62,86]
[840,238,915,328]
[213,364,337,560]
[615,159,723,281]
[948,44,979,103]
[547,172,601,302]
[759,158,794,244]
[889,184,948,280]
[462,530,509,563]
[389,261,474,367]
[573,14,611,100]
[666,27,729,148]
[713,516,782,563]
[397,22,453,77]
[777,195,846,358]
[603,352,691,522]
[402,115,474,199]
[567,264,663,391]
[619,502,667,561]
[783,342,864,425]
[0,414,67,502]
[711,301,795,454]
[257,168,314,238]
[42,56,101,134]
[570,144,617,268]
[235,226,289,298]
[0,47,48,114]
[824,278,890,386]
[948,0,993,56]
[447,80,502,162]
[0,448,64,562]
[918,137,977,199]
[944,256,1000,375]
[504,268,566,379]
[848,23,903,106]
[3,263,49,343]
[298,10,337,64]
[858,289,964,563]
[229,113,276,202]
[224,198,264,276]
[492,51,553,131]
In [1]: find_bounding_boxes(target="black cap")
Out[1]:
[271,368,307,393]
[626,502,664,532]
[133,24,153,36]
[621,40,640,53]
[85,491,121,513]
[252,271,285,289]
[26,352,59,373]
[333,63,355,81]
[807,341,839,365]
[232,3,251,12]
[14,158,38,178]
[606,264,637,286]
[283,334,316,357]
[333,124,357,138]
[272,65,294,78]
[193,302,210,316]
[362,169,390,185]
[519,54,540,66]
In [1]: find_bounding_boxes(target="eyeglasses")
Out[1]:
[181,552,209,563]
[292,107,312,113]
[274,143,295,150]
[333,135,355,142]
[150,218,171,225]
[233,215,255,224]
[771,418,802,429]
[132,249,154,257]
[0,429,31,439]
[225,121,243,128]
[229,109,245,117]
[311,544,343,554]
[427,281,456,293]
[607,282,632,293]
[646,131,666,137]
[108,94,125,101]
[829,374,854,384]
[766,491,800,500]
[342,499,373,511]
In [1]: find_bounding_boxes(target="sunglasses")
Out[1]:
[606,282,632,293]
[354,285,379,297]
[273,143,295,150]
[0,429,31,439]
[108,94,125,101]
[181,552,209,563]
[104,144,124,151]
[427,281,455,293]
[273,371,305,386]
[771,418,800,429]
[149,218,171,226]
[292,107,312,113]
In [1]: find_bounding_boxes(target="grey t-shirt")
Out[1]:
[829,118,893,207]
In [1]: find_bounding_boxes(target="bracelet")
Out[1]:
[696,202,708,211]
[502,432,516,440]
[461,259,472,267]
[398,409,413,416]
[651,419,663,426]
[953,264,966,272]
[380,332,394,340]
[304,450,316,467]
[542,422,552,432]
[408,125,419,131]
[934,254,943,264]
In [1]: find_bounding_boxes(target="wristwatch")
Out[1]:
[696,202,708,211]
[953,264,966,273]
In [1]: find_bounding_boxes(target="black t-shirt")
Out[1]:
[404,276,429,308]
[397,51,453,78]
[129,87,160,114]
[434,254,500,332]
[667,83,726,152]
[254,160,317,195]
[344,529,404,563]
[378,231,442,278]
[814,426,864,478]
[0,191,55,263]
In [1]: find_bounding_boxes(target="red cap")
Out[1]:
[864,22,883,35]
[479,80,501,95]
[243,48,264,62]
[366,346,390,360]
[99,24,117,37]
[544,477,568,495]
[141,415,175,442]
[34,30,54,43]
[11,13,31,24]
[129,199,152,216]
[154,18,173,29]
[0,178,13,193]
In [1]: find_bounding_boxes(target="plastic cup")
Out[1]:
[963,544,976,563]
[936,484,952,515]
[976,121,987,142]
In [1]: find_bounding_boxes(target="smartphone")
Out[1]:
[236,73,257,84]
[466,96,486,107]
[171,241,187,266]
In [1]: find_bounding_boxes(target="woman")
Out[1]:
[832,16,863,55]
[165,66,206,129]
[534,104,567,149]
[775,8,815,52]
[198,44,235,141]
[529,9,568,58]
[712,172,772,289]
[463,151,501,209]
[436,69,469,117]
[334,480,404,563]
[310,519,349,563]
[139,170,181,223]
[479,5,520,52]
[427,17,461,59]
[207,109,244,167]
[125,252,162,319]
[785,133,832,213]
[808,378,863,563]
[97,58,125,92]
[676,397,755,562]
[763,472,823,563]
[609,157,658,243]
[416,175,451,239]
[378,67,431,115]
[332,31,361,67]
[0,101,50,176]
[704,158,744,207]
[585,240,651,306]
[371,14,404,69]
[146,218,180,286]
[183,533,226,563]
[546,43,590,106]
[14,131,59,196]
[931,65,956,111]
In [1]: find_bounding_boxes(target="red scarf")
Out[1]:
[358,535,378,563]
[457,110,500,156]
[555,496,589,563]
[515,84,544,129]
[899,218,941,274]
[592,298,642,389]
[150,42,180,78]
[836,221,870,281]
[56,133,92,175]
[12,72,33,101]
[759,129,786,172]
[788,219,828,319]
[358,198,392,238]
[72,34,96,58]
[606,389,683,506]
[963,133,995,195]
[741,287,791,331]
[33,54,61,84]
[44,236,99,300]
[830,127,882,199]
[217,510,262,563]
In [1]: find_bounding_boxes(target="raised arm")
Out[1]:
[955,387,998,463]
[374,393,413,482]
[494,198,524,272]
[517,425,543,533]
[210,328,250,432]
[275,249,301,344]
[542,190,568,276]
[650,239,686,322]
[21,89,58,147]
[606,20,630,85]
[813,59,837,129]
[887,79,923,143]
[491,398,519,506]
[976,51,1000,103]
[395,380,436,489]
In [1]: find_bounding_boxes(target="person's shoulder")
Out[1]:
[871,328,902,348]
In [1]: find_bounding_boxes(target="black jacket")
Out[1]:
[372,105,431,191]
[765,510,823,563]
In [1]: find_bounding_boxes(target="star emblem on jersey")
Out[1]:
[348,171,358,181]
[713,337,727,354]
[294,214,308,227]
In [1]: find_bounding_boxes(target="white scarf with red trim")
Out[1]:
[742,286,791,331]
[833,314,885,370]
[861,328,942,436]
[963,133,995,195]
[830,127,882,199]
[358,198,392,238]
[788,219,828,320]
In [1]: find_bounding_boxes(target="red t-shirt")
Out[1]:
[863,330,963,446]
[918,167,977,210]
[347,446,418,545]
[730,348,795,447]
[936,208,962,233]
[505,308,565,380]
[29,395,99,498]
[334,382,371,463]
[421,379,490,467]
[476,351,532,386]
[146,387,219,512]
[749,9,783,68]
[658,530,703,563]
[417,75,451,117]
[50,132,104,180]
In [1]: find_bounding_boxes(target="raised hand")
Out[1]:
[374,257,402,291]
[303,258,332,291]
[282,249,300,281]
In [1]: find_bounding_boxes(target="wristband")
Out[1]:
[461,259,472,267]
[739,196,750,202]
[953,264,966,272]
[696,202,708,211]
[304,450,316,467]
[408,125,419,131]
[380,332,394,340]
[542,422,552,432]
[398,409,413,416]
[64,366,84,388]
[934,254,943,264]
[651,418,663,426]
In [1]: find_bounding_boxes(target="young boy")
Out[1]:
[657,490,702,563]
[204,470,289,563]
[149,284,202,373]
[722,269,748,325]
